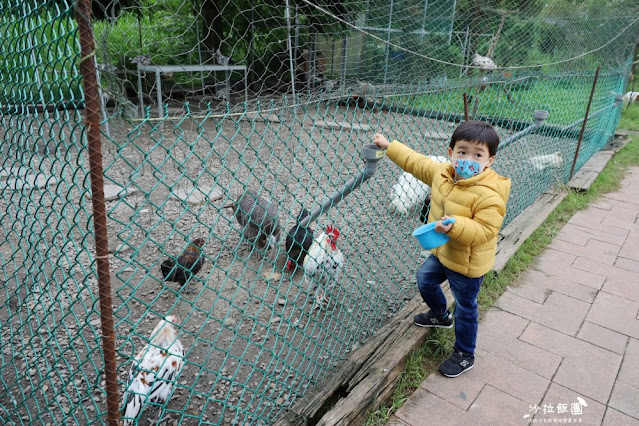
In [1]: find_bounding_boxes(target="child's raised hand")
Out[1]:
[435,215,455,234]
[373,133,390,149]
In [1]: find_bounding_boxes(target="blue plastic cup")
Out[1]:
[412,218,457,250]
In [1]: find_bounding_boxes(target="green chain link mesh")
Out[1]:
[1,0,637,424]
[0,1,106,424]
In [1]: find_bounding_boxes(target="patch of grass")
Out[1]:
[365,135,639,425]
[394,76,623,126]
[619,103,639,131]
[364,328,453,426]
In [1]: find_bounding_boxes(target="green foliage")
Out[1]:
[451,0,638,72]
[424,327,455,358]
[93,9,199,70]
[91,0,363,89]
[620,61,639,131]
[89,0,139,20]
[294,0,361,33]
[359,34,463,84]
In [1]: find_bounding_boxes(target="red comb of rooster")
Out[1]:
[325,225,339,239]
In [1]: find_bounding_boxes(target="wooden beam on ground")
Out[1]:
[241,113,281,123]
[567,134,632,192]
[493,189,568,272]
[312,119,372,132]
[568,151,614,191]
[274,285,452,426]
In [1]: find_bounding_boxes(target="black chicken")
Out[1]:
[160,238,205,289]
[285,207,314,271]
[419,195,431,224]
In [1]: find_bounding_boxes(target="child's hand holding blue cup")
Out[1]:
[413,217,457,250]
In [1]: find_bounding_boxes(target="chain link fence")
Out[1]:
[1,0,637,424]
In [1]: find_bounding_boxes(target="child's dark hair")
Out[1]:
[449,120,500,157]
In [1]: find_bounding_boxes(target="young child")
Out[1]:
[373,120,511,377]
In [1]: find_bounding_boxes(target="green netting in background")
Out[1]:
[1,0,637,424]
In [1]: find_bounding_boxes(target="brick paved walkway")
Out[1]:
[389,167,639,425]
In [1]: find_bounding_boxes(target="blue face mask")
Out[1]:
[454,159,483,179]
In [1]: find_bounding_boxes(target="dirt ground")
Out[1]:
[0,100,574,424]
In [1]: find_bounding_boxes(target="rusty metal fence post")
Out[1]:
[463,92,469,120]
[570,65,601,179]
[75,0,121,424]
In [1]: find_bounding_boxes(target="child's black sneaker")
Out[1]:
[439,350,474,377]
[413,310,453,328]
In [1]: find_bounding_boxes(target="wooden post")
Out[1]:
[472,10,508,117]
[486,11,507,58]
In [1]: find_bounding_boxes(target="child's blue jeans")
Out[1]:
[416,254,484,355]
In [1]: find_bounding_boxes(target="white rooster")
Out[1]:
[303,225,344,308]
[472,53,497,70]
[391,155,447,215]
[623,91,639,103]
[529,151,563,171]
[121,315,185,425]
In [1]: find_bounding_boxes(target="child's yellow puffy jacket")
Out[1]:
[387,141,512,277]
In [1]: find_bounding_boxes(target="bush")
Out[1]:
[93,10,199,71]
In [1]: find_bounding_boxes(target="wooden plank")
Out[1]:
[580,151,613,171]
[1,174,58,191]
[169,185,223,206]
[241,113,281,123]
[605,135,632,153]
[274,285,452,426]
[494,189,568,272]
[568,170,598,191]
[320,284,453,425]
[568,151,614,191]
[0,166,30,181]
[425,130,450,140]
[319,315,438,426]
[313,120,372,132]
